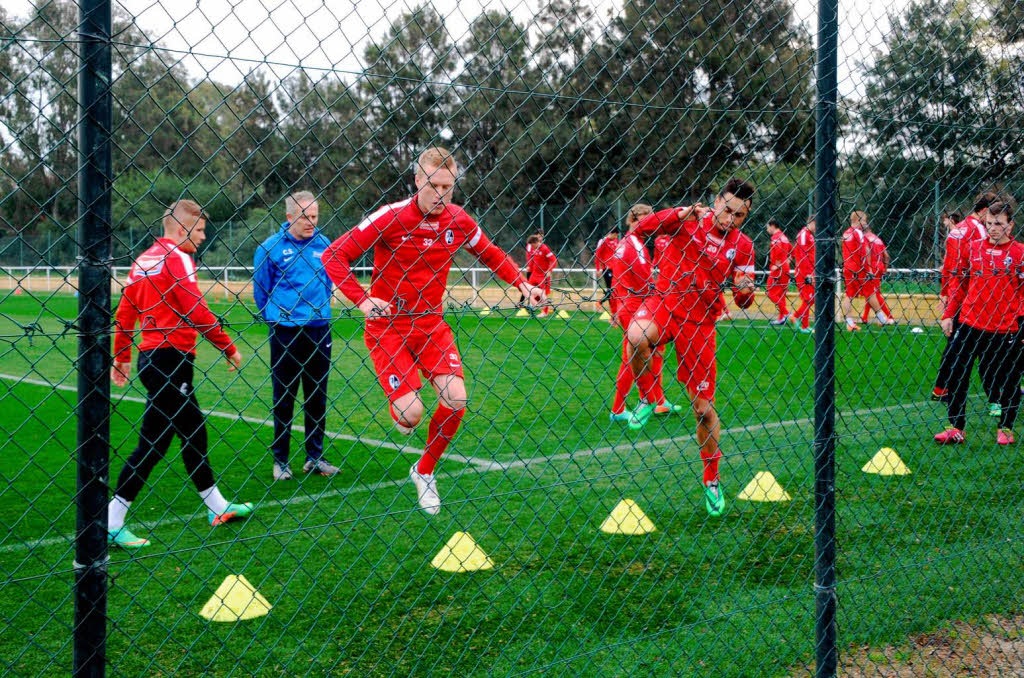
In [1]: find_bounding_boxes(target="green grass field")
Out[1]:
[0,293,1020,676]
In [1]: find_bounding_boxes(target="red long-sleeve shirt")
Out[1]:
[113,238,236,362]
[607,233,654,321]
[768,231,792,284]
[594,235,618,272]
[794,227,815,282]
[526,243,557,284]
[941,214,987,298]
[866,232,888,275]
[321,197,524,320]
[943,237,1024,332]
[635,208,755,324]
[842,226,870,278]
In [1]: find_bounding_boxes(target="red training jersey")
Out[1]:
[113,238,236,363]
[608,233,654,320]
[768,231,792,284]
[941,214,987,299]
[944,237,1024,333]
[653,234,671,270]
[594,235,618,272]
[842,226,870,278]
[322,197,524,321]
[794,227,815,282]
[635,208,756,324]
[865,232,888,276]
[526,242,557,281]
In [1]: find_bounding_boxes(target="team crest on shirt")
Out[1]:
[445,229,454,245]
[387,374,400,391]
[1005,257,1014,267]
[725,248,736,260]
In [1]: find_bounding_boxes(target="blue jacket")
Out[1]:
[253,224,333,326]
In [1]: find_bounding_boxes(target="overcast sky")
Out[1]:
[8,0,902,99]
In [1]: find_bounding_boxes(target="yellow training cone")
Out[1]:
[479,307,491,316]
[599,499,656,535]
[737,471,792,502]
[862,448,911,476]
[431,531,494,572]
[598,311,611,321]
[199,574,272,622]
[515,308,530,317]
[556,309,571,319]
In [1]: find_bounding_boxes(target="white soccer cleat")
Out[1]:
[409,464,441,515]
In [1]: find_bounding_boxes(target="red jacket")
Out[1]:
[594,235,618,272]
[794,227,815,283]
[608,233,654,322]
[842,226,870,279]
[768,231,792,284]
[941,214,987,298]
[114,238,235,362]
[944,237,1024,333]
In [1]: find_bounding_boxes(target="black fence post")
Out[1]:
[74,0,113,675]
[814,0,840,674]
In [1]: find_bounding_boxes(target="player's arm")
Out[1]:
[321,219,392,317]
[252,242,275,319]
[111,284,139,386]
[464,225,538,303]
[634,206,704,238]
[732,240,756,309]
[942,244,970,333]
[166,257,241,369]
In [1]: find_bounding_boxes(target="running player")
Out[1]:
[935,196,1022,445]
[322,147,543,515]
[789,217,815,333]
[842,210,889,330]
[766,219,792,325]
[526,233,558,316]
[624,178,757,517]
[606,203,682,421]
[860,223,894,325]
[933,192,995,402]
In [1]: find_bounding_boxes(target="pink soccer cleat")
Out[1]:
[933,427,965,445]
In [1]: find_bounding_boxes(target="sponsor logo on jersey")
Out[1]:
[387,374,400,391]
[697,380,710,392]
[447,352,460,366]
[283,248,294,255]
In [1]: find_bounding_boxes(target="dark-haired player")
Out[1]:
[624,178,757,517]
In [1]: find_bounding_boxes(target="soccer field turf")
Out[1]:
[0,294,1020,676]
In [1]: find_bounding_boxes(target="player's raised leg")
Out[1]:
[409,373,468,515]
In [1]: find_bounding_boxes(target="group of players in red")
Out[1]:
[108,142,1020,536]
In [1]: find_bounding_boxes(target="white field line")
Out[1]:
[0,373,494,468]
[0,396,934,555]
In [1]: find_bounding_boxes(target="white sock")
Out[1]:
[846,317,856,327]
[200,486,229,514]
[877,312,889,322]
[108,495,130,531]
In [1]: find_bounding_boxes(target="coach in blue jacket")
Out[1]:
[253,191,339,480]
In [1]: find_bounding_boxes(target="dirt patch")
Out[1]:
[793,614,1023,677]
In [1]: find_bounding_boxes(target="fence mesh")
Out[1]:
[1,0,1022,675]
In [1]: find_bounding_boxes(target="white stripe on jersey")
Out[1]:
[735,265,756,273]
[626,234,647,263]
[356,198,413,231]
[172,248,197,283]
[468,227,482,248]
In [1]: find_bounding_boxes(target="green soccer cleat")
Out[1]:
[704,481,726,517]
[208,502,254,527]
[108,526,150,550]
[627,403,656,431]
[988,403,1002,418]
[798,327,813,335]
[609,409,632,423]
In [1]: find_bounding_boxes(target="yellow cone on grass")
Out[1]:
[862,447,911,476]
[598,311,611,321]
[515,308,530,317]
[599,499,656,535]
[737,471,792,502]
[556,309,571,319]
[199,574,272,622]
[431,531,494,572]
[479,307,491,316]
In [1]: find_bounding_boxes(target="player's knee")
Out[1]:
[692,399,716,422]
[391,397,424,430]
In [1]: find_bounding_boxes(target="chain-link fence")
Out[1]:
[1,0,1022,675]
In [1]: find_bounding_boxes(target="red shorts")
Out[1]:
[862,276,881,297]
[844,275,867,298]
[766,280,789,304]
[634,297,716,401]
[364,318,464,402]
[799,283,814,303]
